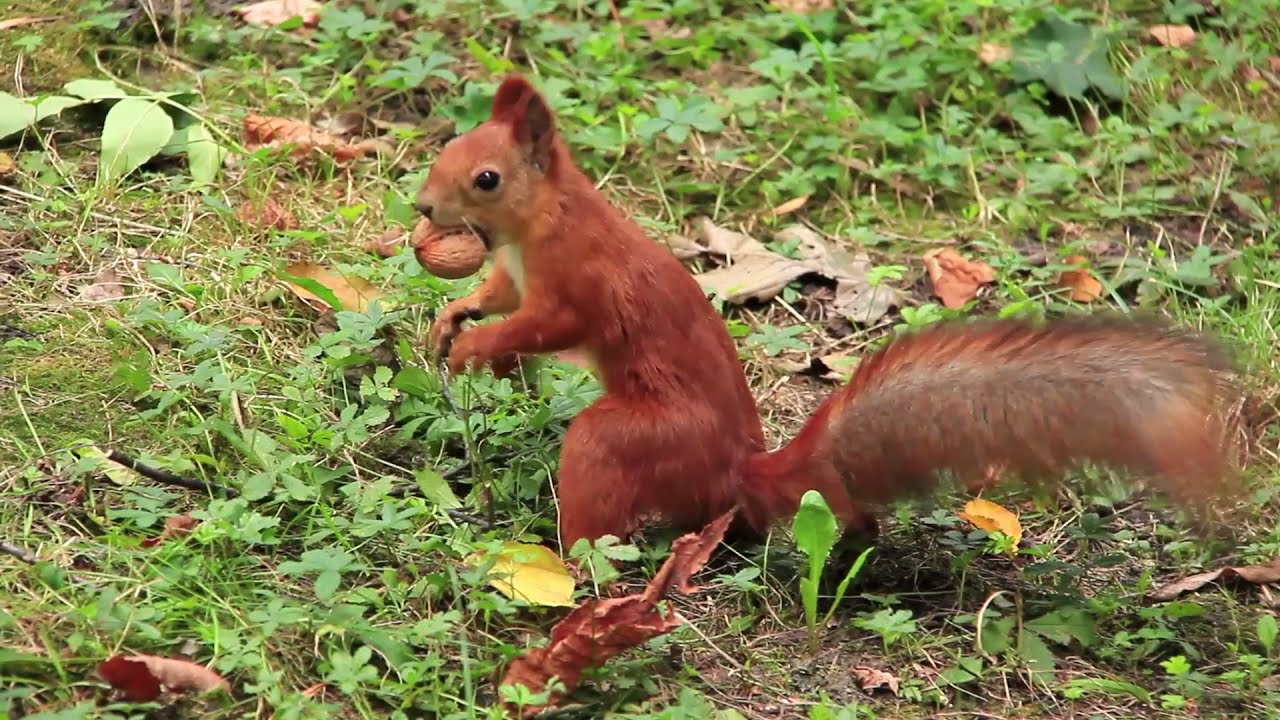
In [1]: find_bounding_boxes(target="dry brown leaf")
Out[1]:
[499,510,734,717]
[0,152,17,181]
[0,15,60,30]
[79,268,127,303]
[234,0,321,28]
[236,197,298,231]
[365,227,406,258]
[1058,255,1104,303]
[691,219,904,325]
[282,262,385,313]
[141,515,200,548]
[1269,57,1280,73]
[1148,558,1280,601]
[99,654,228,701]
[977,42,1012,64]
[769,0,833,12]
[1148,24,1197,48]
[767,195,810,217]
[243,114,366,163]
[853,666,901,695]
[922,247,996,309]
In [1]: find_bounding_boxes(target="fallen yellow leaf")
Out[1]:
[483,542,577,607]
[282,262,384,313]
[1147,24,1197,48]
[957,498,1023,547]
[977,42,1012,64]
[767,195,810,217]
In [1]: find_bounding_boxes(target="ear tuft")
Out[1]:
[492,74,534,121]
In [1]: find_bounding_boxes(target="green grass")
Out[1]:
[3,0,1280,718]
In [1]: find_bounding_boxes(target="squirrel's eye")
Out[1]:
[473,170,501,192]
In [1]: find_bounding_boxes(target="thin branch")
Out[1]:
[0,540,39,565]
[107,450,241,498]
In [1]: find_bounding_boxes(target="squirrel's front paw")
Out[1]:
[446,329,496,375]
[429,303,483,359]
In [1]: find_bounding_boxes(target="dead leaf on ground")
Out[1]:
[0,15,60,30]
[922,247,996,309]
[1058,255,1104,302]
[282,262,385,313]
[853,666,901,695]
[1148,24,1197,48]
[78,268,127,303]
[767,195,810,217]
[815,351,859,382]
[691,219,905,325]
[499,510,734,717]
[234,0,322,29]
[0,152,16,181]
[977,43,1012,64]
[141,515,200,548]
[957,498,1023,548]
[236,197,298,231]
[477,542,577,608]
[1269,57,1280,73]
[364,227,406,258]
[1149,558,1280,601]
[99,654,229,702]
[243,114,367,164]
[769,0,833,12]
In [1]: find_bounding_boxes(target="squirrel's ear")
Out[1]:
[512,89,557,173]
[491,74,533,121]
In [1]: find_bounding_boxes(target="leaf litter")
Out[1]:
[234,0,322,29]
[243,113,371,164]
[1149,558,1280,602]
[499,510,734,717]
[478,542,577,608]
[922,247,997,309]
[99,654,229,702]
[687,218,905,325]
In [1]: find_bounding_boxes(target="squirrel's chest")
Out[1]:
[495,244,527,298]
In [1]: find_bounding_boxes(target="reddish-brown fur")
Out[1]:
[415,75,1240,550]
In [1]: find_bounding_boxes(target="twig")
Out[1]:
[0,185,183,238]
[0,540,39,565]
[106,450,241,498]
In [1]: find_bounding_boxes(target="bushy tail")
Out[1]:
[741,314,1241,532]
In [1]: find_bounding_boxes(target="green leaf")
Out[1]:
[63,78,129,101]
[315,569,341,600]
[1026,607,1098,648]
[98,98,174,185]
[822,545,873,626]
[161,123,225,184]
[793,490,838,569]
[392,367,434,399]
[74,445,136,486]
[0,92,36,140]
[32,95,86,123]
[1011,14,1125,101]
[1017,627,1057,683]
[414,468,460,509]
[1259,614,1278,655]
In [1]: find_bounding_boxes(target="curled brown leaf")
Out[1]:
[922,247,996,309]
[100,654,228,701]
[243,114,366,164]
[1149,558,1280,601]
[236,197,298,231]
[1058,255,1104,303]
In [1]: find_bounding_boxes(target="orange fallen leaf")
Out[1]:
[236,197,298,231]
[1149,558,1280,602]
[922,248,996,309]
[0,15,60,30]
[234,0,322,28]
[1269,57,1280,73]
[769,0,833,12]
[282,262,385,313]
[499,510,734,717]
[977,43,1012,64]
[141,515,199,548]
[853,665,900,695]
[1058,255,1104,303]
[243,114,366,164]
[767,195,810,217]
[958,498,1023,548]
[1147,24,1197,48]
[99,654,229,701]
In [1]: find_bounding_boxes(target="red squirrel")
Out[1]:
[413,74,1240,550]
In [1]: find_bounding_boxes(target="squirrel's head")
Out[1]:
[415,75,562,249]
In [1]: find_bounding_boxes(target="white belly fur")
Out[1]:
[495,243,526,298]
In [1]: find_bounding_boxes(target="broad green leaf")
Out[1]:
[33,95,87,122]
[793,490,838,568]
[1259,614,1278,655]
[99,98,174,185]
[413,468,460,509]
[480,542,576,607]
[161,123,225,184]
[1017,628,1057,683]
[63,78,128,100]
[1026,607,1098,648]
[0,92,36,140]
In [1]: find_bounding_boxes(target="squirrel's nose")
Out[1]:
[415,199,435,220]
